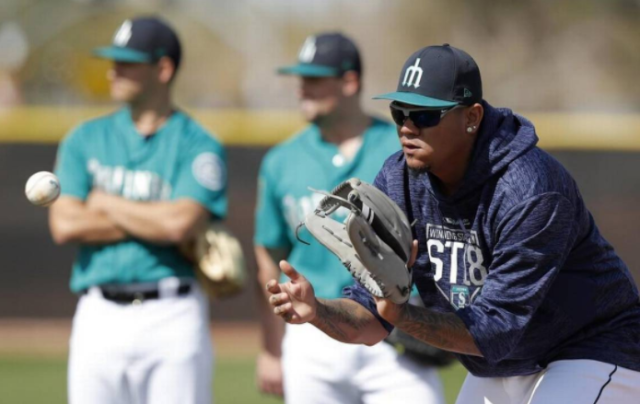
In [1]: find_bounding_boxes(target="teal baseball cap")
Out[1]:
[277,33,362,77]
[93,17,182,69]
[374,44,482,108]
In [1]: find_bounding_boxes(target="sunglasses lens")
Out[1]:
[410,110,442,128]
[390,106,407,126]
[390,103,451,129]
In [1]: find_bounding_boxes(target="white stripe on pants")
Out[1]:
[455,359,640,404]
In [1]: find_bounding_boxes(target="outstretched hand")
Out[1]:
[266,260,317,324]
[375,240,419,324]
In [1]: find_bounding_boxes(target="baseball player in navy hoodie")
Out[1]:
[265,44,640,403]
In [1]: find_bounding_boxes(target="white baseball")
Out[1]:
[25,171,61,207]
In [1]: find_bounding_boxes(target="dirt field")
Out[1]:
[0,319,261,359]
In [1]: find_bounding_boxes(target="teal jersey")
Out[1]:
[55,108,227,293]
[255,118,400,299]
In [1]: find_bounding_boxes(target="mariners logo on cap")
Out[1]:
[402,58,423,89]
[113,20,132,47]
[278,32,361,77]
[298,36,317,63]
[373,44,482,108]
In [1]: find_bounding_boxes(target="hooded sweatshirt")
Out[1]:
[345,101,640,377]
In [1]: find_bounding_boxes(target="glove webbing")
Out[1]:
[311,186,410,264]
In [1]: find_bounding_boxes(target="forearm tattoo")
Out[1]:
[310,299,371,343]
[396,304,481,356]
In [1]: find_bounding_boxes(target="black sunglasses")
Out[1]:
[389,102,461,129]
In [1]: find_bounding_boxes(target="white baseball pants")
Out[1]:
[282,323,445,404]
[456,359,640,404]
[68,283,213,404]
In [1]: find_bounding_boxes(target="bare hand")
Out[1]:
[374,240,418,324]
[256,351,284,397]
[266,260,317,324]
[375,297,405,324]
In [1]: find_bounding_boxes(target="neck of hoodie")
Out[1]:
[422,100,539,204]
[432,143,475,197]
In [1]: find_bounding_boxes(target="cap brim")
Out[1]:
[277,63,339,77]
[93,46,152,63]
[373,91,459,108]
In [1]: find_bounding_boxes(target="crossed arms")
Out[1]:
[49,192,209,245]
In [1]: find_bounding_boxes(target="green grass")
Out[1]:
[440,362,467,403]
[0,356,466,404]
[0,357,67,404]
[213,358,283,404]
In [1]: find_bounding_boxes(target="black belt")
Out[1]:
[86,282,192,304]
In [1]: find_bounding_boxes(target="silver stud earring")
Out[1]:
[467,127,473,133]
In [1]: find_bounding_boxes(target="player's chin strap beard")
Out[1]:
[407,163,431,174]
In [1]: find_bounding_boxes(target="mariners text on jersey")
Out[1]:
[55,108,227,292]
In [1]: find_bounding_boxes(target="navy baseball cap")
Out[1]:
[94,17,182,69]
[277,33,361,77]
[374,44,482,108]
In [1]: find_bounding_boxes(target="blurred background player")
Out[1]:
[48,17,226,404]
[253,32,446,404]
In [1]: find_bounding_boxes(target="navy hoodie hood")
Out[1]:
[439,100,539,202]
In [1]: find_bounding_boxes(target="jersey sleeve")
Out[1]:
[171,138,227,219]
[455,192,577,364]
[54,125,91,200]
[253,152,291,250]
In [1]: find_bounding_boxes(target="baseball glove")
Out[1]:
[182,222,247,299]
[298,178,413,304]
